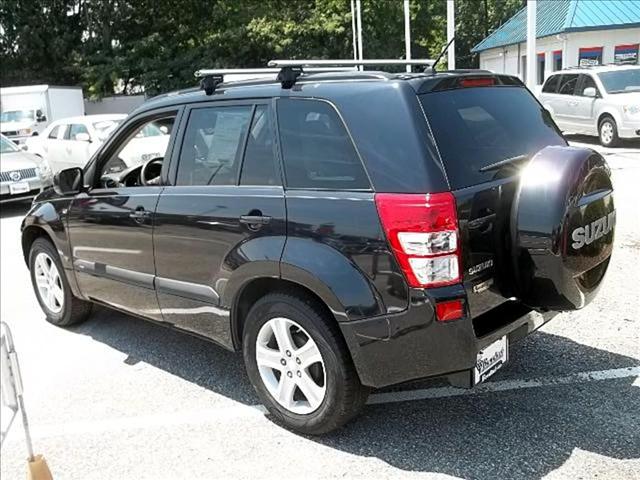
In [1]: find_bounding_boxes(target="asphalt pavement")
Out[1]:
[0,138,638,480]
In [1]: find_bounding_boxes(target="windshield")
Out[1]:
[0,135,20,153]
[0,110,35,123]
[420,86,566,189]
[597,69,640,94]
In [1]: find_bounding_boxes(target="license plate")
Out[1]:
[9,182,30,195]
[474,335,508,384]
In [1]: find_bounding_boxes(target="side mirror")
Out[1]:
[36,109,47,122]
[53,167,84,195]
[583,87,597,98]
[75,132,91,142]
[19,144,28,151]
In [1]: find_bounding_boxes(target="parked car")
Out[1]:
[0,134,53,203]
[538,65,640,146]
[21,63,615,434]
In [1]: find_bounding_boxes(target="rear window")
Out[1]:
[420,86,565,189]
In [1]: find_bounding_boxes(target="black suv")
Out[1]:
[22,62,615,434]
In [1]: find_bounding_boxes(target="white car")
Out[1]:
[25,114,171,174]
[538,65,640,147]
[26,114,126,172]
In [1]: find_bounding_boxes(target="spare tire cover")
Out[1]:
[511,145,615,311]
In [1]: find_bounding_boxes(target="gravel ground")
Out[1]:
[0,139,638,480]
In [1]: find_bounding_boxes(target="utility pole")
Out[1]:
[356,0,363,71]
[447,0,455,70]
[526,0,537,88]
[350,0,357,61]
[404,0,412,72]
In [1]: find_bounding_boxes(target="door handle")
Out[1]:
[129,207,149,222]
[240,215,272,225]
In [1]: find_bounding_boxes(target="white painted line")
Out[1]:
[3,366,638,442]
[367,366,640,405]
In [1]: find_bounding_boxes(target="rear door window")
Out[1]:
[277,99,370,190]
[177,106,252,186]
[558,74,579,95]
[420,86,566,189]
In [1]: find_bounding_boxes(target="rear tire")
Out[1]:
[243,292,369,435]
[599,116,620,147]
[29,238,92,326]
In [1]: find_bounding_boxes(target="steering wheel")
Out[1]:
[140,157,163,186]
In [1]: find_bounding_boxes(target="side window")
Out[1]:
[542,75,560,93]
[558,74,579,95]
[277,99,369,190]
[48,126,60,139]
[579,75,599,96]
[100,115,176,177]
[68,123,89,141]
[239,105,279,186]
[177,106,252,186]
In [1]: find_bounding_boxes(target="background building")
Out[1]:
[472,0,640,86]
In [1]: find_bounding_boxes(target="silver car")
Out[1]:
[0,134,53,203]
[538,65,640,147]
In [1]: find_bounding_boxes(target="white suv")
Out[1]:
[538,65,640,147]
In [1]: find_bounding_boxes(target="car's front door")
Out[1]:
[65,123,93,168]
[153,101,286,347]
[67,108,181,319]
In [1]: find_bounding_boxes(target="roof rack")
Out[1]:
[195,59,436,94]
[268,59,436,68]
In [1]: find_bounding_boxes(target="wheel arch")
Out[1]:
[231,277,343,351]
[22,225,54,266]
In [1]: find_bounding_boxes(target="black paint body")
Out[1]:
[21,71,613,388]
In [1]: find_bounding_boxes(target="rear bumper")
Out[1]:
[339,289,558,388]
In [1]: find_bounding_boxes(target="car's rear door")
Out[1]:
[67,108,181,319]
[153,100,286,348]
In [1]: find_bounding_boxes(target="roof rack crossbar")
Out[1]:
[194,67,355,78]
[268,59,436,68]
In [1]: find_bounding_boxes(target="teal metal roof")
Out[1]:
[472,0,640,53]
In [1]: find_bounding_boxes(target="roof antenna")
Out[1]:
[427,36,456,73]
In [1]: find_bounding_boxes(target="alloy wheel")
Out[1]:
[255,317,326,414]
[601,121,614,145]
[34,252,64,313]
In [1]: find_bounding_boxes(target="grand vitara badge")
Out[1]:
[571,210,616,250]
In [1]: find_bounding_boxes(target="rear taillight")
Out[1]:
[375,192,461,288]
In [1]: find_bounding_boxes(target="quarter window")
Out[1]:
[239,105,279,186]
[48,126,61,139]
[277,99,369,190]
[177,106,252,186]
[558,74,579,95]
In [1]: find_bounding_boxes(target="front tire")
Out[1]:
[599,116,620,147]
[29,238,92,326]
[243,292,369,435]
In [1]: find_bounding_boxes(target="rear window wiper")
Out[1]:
[479,154,528,173]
